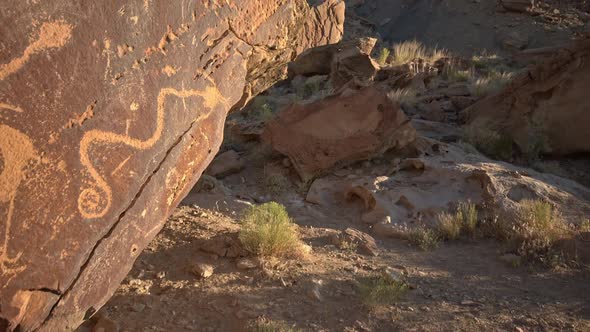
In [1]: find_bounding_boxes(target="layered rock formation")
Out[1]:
[0,1,344,330]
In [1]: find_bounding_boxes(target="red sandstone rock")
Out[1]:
[263,86,416,180]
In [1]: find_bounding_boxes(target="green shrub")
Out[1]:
[239,202,305,258]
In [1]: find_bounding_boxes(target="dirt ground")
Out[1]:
[83,151,590,332]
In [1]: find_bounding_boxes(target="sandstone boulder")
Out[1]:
[263,86,416,180]
[464,39,590,156]
[0,1,344,330]
[288,37,378,89]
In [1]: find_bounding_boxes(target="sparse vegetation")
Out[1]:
[469,71,513,97]
[239,202,306,259]
[250,318,300,332]
[387,88,418,107]
[437,202,478,240]
[437,212,461,240]
[264,171,290,195]
[408,226,440,251]
[376,47,391,66]
[389,40,447,66]
[339,240,358,254]
[513,199,570,264]
[464,125,513,161]
[358,272,409,306]
[297,79,322,99]
[444,67,472,82]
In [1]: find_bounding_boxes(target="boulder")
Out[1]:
[0,1,344,331]
[205,150,244,178]
[329,38,379,89]
[464,39,590,156]
[288,37,378,89]
[288,37,375,77]
[263,86,416,180]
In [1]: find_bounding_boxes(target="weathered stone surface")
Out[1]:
[205,150,244,178]
[464,38,590,156]
[263,86,416,180]
[0,1,344,331]
[288,37,376,82]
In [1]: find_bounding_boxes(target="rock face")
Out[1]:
[263,86,416,180]
[464,39,590,156]
[0,1,344,331]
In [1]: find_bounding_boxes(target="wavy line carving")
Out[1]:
[0,21,73,81]
[78,85,228,219]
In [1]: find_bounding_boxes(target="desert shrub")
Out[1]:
[264,172,290,195]
[387,88,418,107]
[376,47,391,66]
[239,202,305,258]
[250,318,300,332]
[358,272,409,306]
[437,212,461,240]
[464,126,513,161]
[513,200,570,264]
[408,227,440,251]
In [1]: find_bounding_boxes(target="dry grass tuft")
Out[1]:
[376,47,391,66]
[437,212,461,240]
[513,199,570,264]
[387,88,418,107]
[437,202,478,240]
[239,202,306,259]
[469,71,513,97]
[390,40,447,66]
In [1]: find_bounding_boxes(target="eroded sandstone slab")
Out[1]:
[0,1,343,330]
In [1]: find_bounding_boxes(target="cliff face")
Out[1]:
[0,1,344,330]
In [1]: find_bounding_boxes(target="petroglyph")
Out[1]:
[78,85,228,219]
[0,21,73,81]
[0,125,38,281]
